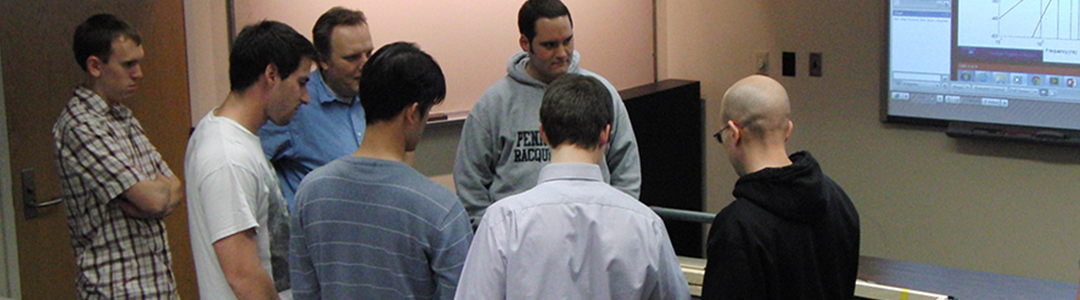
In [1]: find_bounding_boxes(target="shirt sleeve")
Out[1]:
[453,212,506,300]
[194,163,261,244]
[605,88,643,199]
[431,205,474,300]
[701,223,762,300]
[289,198,319,300]
[129,117,173,178]
[59,123,148,205]
[153,155,174,179]
[453,108,497,225]
[651,220,691,300]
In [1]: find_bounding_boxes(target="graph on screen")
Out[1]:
[959,0,1080,64]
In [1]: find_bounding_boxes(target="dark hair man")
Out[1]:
[53,13,184,299]
[702,75,860,300]
[185,20,315,300]
[290,42,472,300]
[453,0,642,226]
[455,74,689,300]
[258,7,375,209]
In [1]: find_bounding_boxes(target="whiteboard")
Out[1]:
[230,0,655,114]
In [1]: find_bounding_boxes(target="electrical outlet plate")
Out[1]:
[809,52,822,77]
[755,51,769,75]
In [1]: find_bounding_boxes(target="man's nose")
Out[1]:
[556,45,571,59]
[131,65,143,80]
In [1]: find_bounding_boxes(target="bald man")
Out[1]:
[701,75,860,300]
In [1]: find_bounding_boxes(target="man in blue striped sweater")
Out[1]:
[289,42,473,300]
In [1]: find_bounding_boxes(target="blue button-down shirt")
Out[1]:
[257,70,366,209]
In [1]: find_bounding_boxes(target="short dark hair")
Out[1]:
[229,21,316,92]
[359,42,446,124]
[312,7,367,63]
[73,14,142,71]
[518,0,573,42]
[539,74,612,149]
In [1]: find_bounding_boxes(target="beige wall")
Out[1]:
[184,0,231,125]
[184,0,231,124]
[660,0,1080,283]
[190,0,654,122]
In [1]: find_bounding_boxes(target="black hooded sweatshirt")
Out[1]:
[702,151,860,300]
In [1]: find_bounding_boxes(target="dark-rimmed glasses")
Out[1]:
[713,125,731,144]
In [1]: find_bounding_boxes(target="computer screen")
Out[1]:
[884,0,1080,131]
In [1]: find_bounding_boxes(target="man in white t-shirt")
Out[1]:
[184,20,315,300]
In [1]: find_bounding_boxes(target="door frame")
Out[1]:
[0,40,23,299]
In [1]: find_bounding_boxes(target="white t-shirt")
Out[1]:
[185,110,290,299]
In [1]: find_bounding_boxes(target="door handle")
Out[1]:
[27,197,63,208]
[21,169,62,220]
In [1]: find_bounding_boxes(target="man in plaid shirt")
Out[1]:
[52,14,184,299]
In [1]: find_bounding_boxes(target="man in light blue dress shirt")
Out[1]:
[258,7,374,208]
[454,74,689,300]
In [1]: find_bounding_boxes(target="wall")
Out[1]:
[187,0,654,124]
[660,0,1080,283]
[185,0,231,125]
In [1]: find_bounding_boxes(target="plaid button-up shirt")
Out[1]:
[52,86,178,299]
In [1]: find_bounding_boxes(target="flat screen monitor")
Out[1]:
[884,0,1080,133]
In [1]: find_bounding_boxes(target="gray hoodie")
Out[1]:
[453,50,642,224]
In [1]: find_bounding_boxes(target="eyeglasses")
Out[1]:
[713,125,731,144]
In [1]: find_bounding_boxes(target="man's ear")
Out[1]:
[784,120,793,142]
[539,124,549,145]
[598,124,611,147]
[519,35,531,53]
[86,56,104,78]
[263,63,280,86]
[404,102,421,124]
[729,120,742,146]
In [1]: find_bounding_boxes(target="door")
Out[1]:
[0,1,197,298]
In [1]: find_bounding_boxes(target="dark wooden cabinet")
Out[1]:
[621,79,704,257]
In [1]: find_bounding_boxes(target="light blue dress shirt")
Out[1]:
[455,163,690,300]
[257,70,366,209]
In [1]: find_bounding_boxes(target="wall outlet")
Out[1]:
[809,52,822,77]
[755,51,769,75]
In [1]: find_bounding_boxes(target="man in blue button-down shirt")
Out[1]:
[258,7,374,208]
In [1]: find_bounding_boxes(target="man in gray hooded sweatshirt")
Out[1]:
[454,0,642,225]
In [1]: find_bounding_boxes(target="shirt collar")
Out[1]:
[312,69,358,105]
[75,85,132,120]
[537,163,605,184]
